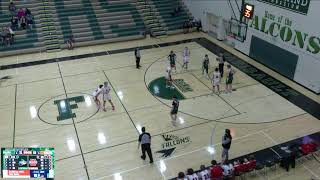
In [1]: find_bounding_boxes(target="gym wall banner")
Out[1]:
[249,11,320,55]
[257,0,310,15]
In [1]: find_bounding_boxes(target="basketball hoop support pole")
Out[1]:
[239,0,245,23]
[238,0,246,41]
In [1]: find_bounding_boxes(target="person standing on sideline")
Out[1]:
[138,127,153,163]
[135,47,141,69]
[202,54,210,79]
[217,53,225,78]
[221,129,232,163]
[168,50,177,72]
[102,81,115,111]
[225,65,235,93]
[170,96,179,126]
[182,47,190,70]
[212,67,221,94]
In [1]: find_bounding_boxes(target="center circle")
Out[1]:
[38,93,99,125]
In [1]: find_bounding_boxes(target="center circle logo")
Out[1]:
[38,93,99,125]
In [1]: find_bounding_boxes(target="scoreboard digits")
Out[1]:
[1,148,54,178]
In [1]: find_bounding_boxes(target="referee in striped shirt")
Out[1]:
[138,127,153,163]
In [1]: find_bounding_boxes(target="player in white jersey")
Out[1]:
[102,81,115,111]
[177,172,187,180]
[165,66,174,89]
[212,67,221,94]
[92,84,103,108]
[182,47,190,70]
[197,165,210,180]
[186,168,199,180]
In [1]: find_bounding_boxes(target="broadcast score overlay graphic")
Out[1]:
[1,148,54,178]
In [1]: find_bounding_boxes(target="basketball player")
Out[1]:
[102,81,115,111]
[182,47,190,70]
[225,64,236,93]
[202,54,210,79]
[92,84,103,108]
[212,67,221,94]
[170,96,179,126]
[177,172,187,180]
[165,66,174,89]
[198,165,210,180]
[168,50,177,72]
[186,168,199,180]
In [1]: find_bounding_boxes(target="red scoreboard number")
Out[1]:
[243,3,254,19]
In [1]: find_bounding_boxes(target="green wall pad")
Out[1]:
[249,36,298,79]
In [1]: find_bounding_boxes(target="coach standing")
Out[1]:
[135,47,141,69]
[139,127,154,163]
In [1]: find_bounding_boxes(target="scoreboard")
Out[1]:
[1,148,54,178]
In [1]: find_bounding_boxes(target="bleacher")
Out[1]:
[0,0,44,57]
[150,0,191,34]
[0,0,193,56]
[53,0,145,48]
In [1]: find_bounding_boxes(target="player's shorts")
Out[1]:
[226,77,233,84]
[171,109,178,115]
[183,56,189,63]
[213,79,220,86]
[103,93,111,101]
[92,92,98,100]
[170,63,175,68]
[165,75,172,81]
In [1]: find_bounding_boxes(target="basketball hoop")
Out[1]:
[227,18,248,42]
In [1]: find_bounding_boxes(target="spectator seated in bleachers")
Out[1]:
[1,28,7,46]
[210,160,223,180]
[197,165,210,180]
[25,8,32,16]
[20,16,27,30]
[177,172,187,180]
[66,36,75,50]
[8,2,17,15]
[183,20,189,34]
[183,17,201,34]
[1,27,14,47]
[17,8,26,20]
[186,168,199,180]
[194,19,202,32]
[11,16,19,31]
[26,14,34,29]
[188,18,193,30]
[8,26,15,44]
